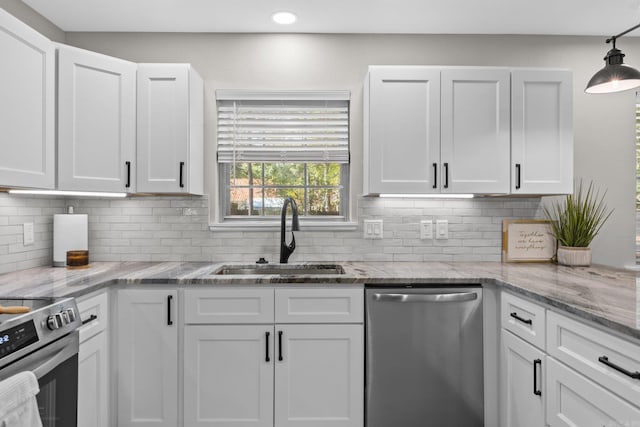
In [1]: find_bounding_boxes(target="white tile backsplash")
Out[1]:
[0,193,543,273]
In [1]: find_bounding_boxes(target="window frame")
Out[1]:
[212,90,356,231]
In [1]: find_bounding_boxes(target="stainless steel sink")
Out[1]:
[212,264,345,275]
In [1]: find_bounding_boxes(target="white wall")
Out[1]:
[0,1,64,41]
[62,32,638,267]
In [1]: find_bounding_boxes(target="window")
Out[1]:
[216,91,350,227]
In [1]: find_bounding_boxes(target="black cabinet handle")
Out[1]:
[443,163,449,189]
[598,356,640,380]
[510,312,533,325]
[179,162,185,188]
[125,161,131,189]
[533,358,542,396]
[265,331,271,362]
[167,295,173,326]
[432,163,438,189]
[515,163,521,190]
[81,314,97,325]
[278,330,283,361]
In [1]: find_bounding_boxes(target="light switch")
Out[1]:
[23,222,34,245]
[436,220,448,240]
[364,219,383,239]
[420,220,433,240]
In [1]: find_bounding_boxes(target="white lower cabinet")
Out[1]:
[275,324,363,427]
[499,291,640,427]
[501,330,545,427]
[546,357,640,427]
[117,289,178,427]
[184,325,274,427]
[77,291,110,427]
[78,331,109,427]
[183,288,364,427]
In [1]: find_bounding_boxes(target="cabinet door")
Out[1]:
[501,330,545,427]
[0,9,55,189]
[365,66,440,194]
[78,331,109,427]
[547,357,640,427]
[275,324,363,427]
[441,68,510,194]
[57,44,136,192]
[511,69,573,194]
[137,64,191,193]
[184,325,274,427]
[117,289,178,427]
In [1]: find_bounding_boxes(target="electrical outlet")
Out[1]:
[23,222,34,245]
[364,219,383,239]
[420,220,433,240]
[436,220,448,240]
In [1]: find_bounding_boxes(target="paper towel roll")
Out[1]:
[53,214,88,267]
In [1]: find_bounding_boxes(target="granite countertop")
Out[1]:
[0,261,637,341]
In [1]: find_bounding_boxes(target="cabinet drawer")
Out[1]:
[547,310,640,405]
[275,288,363,323]
[546,357,640,427]
[501,291,546,350]
[77,291,109,343]
[184,288,274,324]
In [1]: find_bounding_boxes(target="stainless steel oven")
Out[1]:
[0,297,81,427]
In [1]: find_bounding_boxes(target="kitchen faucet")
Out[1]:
[280,197,300,263]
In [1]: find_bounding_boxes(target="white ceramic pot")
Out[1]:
[557,246,592,267]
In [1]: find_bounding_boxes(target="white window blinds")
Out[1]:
[216,90,350,164]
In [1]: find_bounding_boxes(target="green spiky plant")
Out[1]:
[543,181,614,248]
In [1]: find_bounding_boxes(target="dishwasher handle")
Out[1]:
[373,291,478,303]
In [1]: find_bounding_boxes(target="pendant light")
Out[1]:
[586,23,640,94]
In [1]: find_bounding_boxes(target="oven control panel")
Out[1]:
[0,320,38,360]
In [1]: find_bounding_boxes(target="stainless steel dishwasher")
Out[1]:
[365,285,484,427]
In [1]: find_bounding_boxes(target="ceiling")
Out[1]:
[19,0,640,36]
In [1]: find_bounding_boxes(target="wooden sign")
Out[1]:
[502,219,556,263]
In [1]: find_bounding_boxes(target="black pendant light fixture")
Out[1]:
[586,22,640,94]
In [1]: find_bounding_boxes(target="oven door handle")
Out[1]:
[32,347,75,378]
[373,292,478,303]
[32,338,78,379]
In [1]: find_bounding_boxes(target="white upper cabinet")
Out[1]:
[137,63,204,194]
[364,66,441,194]
[511,69,573,194]
[0,8,55,189]
[57,44,136,192]
[364,66,573,196]
[441,68,510,194]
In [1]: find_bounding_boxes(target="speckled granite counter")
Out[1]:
[0,261,637,340]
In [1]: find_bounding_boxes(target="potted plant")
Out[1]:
[543,181,613,266]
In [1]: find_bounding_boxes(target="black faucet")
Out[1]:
[280,197,300,263]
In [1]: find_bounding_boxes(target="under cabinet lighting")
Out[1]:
[8,189,128,198]
[272,11,297,25]
[379,194,474,199]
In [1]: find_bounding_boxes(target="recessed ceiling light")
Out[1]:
[272,11,297,25]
